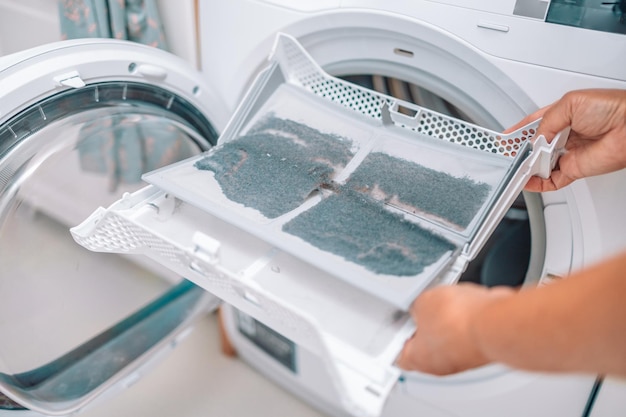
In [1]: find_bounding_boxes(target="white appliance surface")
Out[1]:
[0,1,625,416]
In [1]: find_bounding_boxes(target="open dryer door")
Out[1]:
[0,39,229,415]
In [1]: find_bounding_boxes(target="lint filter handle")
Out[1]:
[530,126,570,179]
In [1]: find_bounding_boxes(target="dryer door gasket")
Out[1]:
[0,280,219,415]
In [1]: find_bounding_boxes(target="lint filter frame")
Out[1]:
[71,31,569,313]
[145,33,563,300]
[70,33,567,417]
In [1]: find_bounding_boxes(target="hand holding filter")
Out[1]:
[530,125,571,179]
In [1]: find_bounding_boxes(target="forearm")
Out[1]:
[471,251,626,376]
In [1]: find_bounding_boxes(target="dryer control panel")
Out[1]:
[428,0,626,35]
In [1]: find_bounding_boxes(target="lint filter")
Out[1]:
[71,34,568,417]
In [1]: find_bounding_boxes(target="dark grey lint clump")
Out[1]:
[347,152,491,228]
[194,115,485,276]
[194,115,354,218]
[283,188,456,276]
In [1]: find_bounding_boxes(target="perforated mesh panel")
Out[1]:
[73,213,187,267]
[412,114,537,157]
[281,39,391,120]
[277,35,536,158]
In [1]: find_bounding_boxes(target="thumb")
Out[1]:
[534,95,575,143]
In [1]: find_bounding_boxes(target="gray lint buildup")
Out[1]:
[347,152,491,229]
[194,115,354,218]
[195,115,488,277]
[283,188,456,276]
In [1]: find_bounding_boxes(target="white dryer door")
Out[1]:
[0,39,228,415]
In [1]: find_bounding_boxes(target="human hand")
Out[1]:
[396,283,515,375]
[505,89,626,192]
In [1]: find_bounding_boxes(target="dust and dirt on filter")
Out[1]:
[282,150,491,276]
[282,187,456,276]
[194,114,354,219]
[193,114,491,277]
[347,152,491,230]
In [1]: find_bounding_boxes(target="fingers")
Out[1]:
[523,169,576,192]
[503,95,572,142]
[397,285,517,375]
[523,176,555,193]
[514,93,578,191]
[503,91,578,141]
[396,331,456,375]
[396,333,421,371]
[534,92,577,143]
[396,285,486,375]
[502,106,548,134]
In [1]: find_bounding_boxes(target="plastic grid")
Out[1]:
[73,213,186,267]
[277,35,534,158]
[75,213,239,292]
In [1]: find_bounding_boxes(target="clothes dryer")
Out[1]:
[196,2,626,416]
[1,3,625,416]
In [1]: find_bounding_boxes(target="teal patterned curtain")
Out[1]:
[56,1,198,192]
[58,0,168,50]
